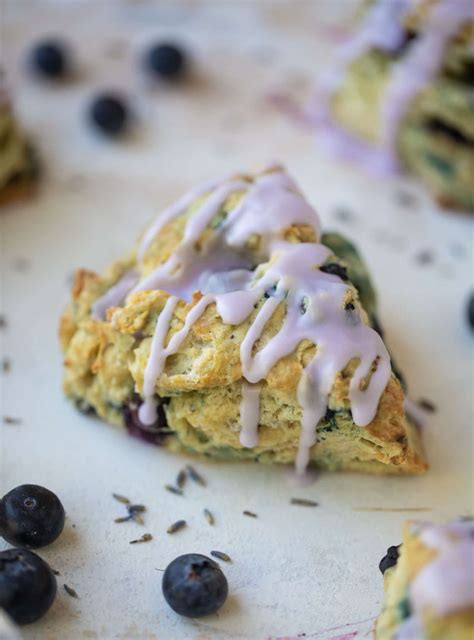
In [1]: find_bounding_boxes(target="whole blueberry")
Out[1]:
[89,94,129,136]
[467,292,474,331]
[379,545,400,575]
[145,43,187,80]
[0,548,57,624]
[0,484,65,548]
[162,553,228,617]
[30,40,69,78]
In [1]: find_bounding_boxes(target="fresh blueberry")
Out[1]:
[379,545,400,575]
[29,40,69,79]
[145,43,187,80]
[89,94,129,136]
[0,484,65,548]
[0,548,57,624]
[162,553,228,617]
[467,292,474,331]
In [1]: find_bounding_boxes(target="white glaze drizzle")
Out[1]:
[132,180,249,300]
[138,295,178,425]
[137,175,225,262]
[99,168,392,473]
[91,270,139,320]
[394,614,425,640]
[239,382,261,448]
[409,520,474,617]
[311,0,472,174]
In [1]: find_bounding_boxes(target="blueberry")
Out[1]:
[467,292,474,331]
[0,548,57,624]
[0,484,65,548]
[320,263,348,281]
[162,553,228,618]
[145,43,187,80]
[89,94,129,136]
[379,545,400,575]
[30,40,69,78]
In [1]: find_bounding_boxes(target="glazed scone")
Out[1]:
[312,0,473,212]
[60,165,427,475]
[0,88,38,205]
[376,519,474,639]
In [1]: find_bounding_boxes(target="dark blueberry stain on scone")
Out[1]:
[424,117,473,148]
[379,545,400,575]
[320,262,348,281]
[397,595,412,620]
[123,394,170,445]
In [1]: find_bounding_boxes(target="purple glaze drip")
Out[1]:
[91,270,138,320]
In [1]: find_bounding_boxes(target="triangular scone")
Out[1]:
[0,89,38,205]
[60,165,427,475]
[376,520,474,639]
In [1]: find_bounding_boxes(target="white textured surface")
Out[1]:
[1,2,473,639]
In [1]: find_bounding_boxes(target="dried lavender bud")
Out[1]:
[167,520,187,534]
[210,550,231,562]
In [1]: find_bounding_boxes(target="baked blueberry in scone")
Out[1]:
[59,164,427,475]
[311,0,474,213]
[0,86,38,206]
[375,519,474,639]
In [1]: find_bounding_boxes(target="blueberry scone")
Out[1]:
[0,87,38,205]
[311,0,473,212]
[59,165,427,475]
[376,519,474,639]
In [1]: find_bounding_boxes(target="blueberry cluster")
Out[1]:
[29,39,188,137]
[0,483,230,625]
[0,484,65,624]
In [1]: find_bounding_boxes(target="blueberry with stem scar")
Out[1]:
[0,485,65,548]
[162,554,228,617]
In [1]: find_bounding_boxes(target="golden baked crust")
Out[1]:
[0,99,38,205]
[0,174,36,206]
[376,520,474,639]
[60,167,427,474]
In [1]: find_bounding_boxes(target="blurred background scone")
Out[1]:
[312,0,474,213]
[0,84,38,205]
[376,519,474,639]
